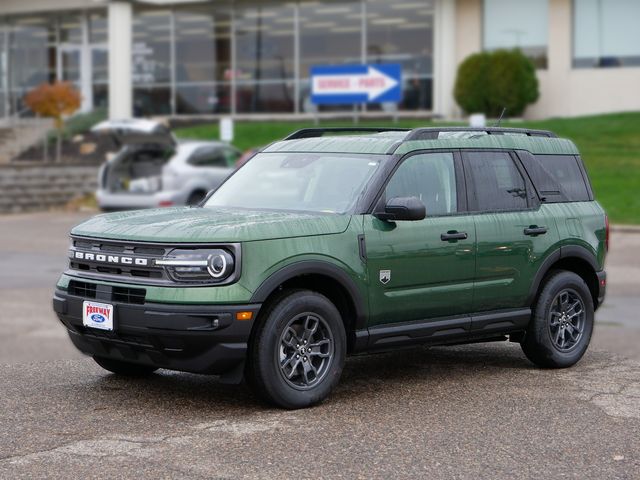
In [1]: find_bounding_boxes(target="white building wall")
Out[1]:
[527,0,640,118]
[108,2,132,119]
[433,0,458,119]
[0,0,106,15]
[455,0,640,119]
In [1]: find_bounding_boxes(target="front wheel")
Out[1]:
[246,290,346,409]
[93,356,158,376]
[521,271,594,368]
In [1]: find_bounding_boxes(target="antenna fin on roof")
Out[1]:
[494,107,507,127]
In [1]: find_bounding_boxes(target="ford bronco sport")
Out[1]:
[53,127,607,409]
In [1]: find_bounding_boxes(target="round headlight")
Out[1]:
[207,253,228,278]
[158,248,236,283]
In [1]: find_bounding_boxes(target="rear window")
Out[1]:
[522,154,591,202]
[464,151,529,212]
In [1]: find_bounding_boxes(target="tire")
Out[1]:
[521,270,594,368]
[93,356,158,376]
[186,190,207,206]
[246,289,346,409]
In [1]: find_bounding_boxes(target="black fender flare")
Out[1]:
[250,260,368,330]
[559,245,600,271]
[526,245,600,305]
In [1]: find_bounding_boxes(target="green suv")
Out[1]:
[53,127,608,409]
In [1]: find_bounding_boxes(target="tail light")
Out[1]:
[605,215,610,252]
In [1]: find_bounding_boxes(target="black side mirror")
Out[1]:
[374,196,426,222]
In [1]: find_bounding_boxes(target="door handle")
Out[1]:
[441,231,468,241]
[524,226,548,236]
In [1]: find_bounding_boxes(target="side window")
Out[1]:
[465,152,528,211]
[385,152,457,216]
[189,148,228,168]
[533,154,590,202]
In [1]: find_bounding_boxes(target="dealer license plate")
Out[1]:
[82,301,114,331]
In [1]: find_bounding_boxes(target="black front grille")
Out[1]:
[67,280,146,305]
[112,286,146,305]
[68,280,97,299]
[69,237,169,283]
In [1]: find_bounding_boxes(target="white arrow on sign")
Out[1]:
[312,66,399,101]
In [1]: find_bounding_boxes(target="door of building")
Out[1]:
[58,43,92,112]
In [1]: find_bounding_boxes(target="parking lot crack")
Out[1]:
[559,356,640,419]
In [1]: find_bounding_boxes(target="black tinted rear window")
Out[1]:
[465,151,528,211]
[522,154,591,202]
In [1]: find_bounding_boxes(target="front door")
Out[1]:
[364,151,476,327]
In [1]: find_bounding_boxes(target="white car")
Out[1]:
[93,119,240,210]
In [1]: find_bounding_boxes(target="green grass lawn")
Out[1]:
[176,112,640,224]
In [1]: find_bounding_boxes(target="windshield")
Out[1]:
[204,152,383,214]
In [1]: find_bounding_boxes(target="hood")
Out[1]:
[71,207,352,243]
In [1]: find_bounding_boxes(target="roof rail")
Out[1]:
[284,127,410,140]
[403,127,557,141]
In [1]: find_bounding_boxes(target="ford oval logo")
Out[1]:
[91,313,106,323]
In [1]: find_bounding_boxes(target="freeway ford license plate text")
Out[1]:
[83,301,114,331]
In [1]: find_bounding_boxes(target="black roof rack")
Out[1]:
[284,127,410,140]
[403,127,557,141]
[283,126,557,142]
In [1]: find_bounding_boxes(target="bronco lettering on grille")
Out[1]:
[73,251,149,266]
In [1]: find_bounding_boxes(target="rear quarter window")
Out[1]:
[522,154,591,202]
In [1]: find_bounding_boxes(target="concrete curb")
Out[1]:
[611,224,640,234]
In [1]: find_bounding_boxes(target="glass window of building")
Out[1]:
[133,9,172,116]
[59,15,83,45]
[0,27,7,117]
[483,0,548,68]
[366,0,434,110]
[175,5,232,114]
[0,2,440,119]
[235,2,295,113]
[59,14,84,88]
[299,0,362,113]
[9,16,57,113]
[90,11,109,111]
[89,11,107,44]
[573,0,640,68]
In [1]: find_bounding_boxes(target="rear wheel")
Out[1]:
[246,290,346,409]
[93,356,158,376]
[521,271,594,368]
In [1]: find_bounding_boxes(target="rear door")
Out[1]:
[364,150,476,326]
[462,150,560,313]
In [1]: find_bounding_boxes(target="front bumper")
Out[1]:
[53,289,260,377]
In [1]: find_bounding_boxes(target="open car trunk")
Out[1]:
[94,119,176,194]
[102,146,172,194]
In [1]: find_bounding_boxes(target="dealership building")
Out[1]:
[0,0,638,120]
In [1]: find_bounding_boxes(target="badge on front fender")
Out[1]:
[379,270,391,285]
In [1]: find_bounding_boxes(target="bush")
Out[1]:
[61,108,107,140]
[454,49,539,118]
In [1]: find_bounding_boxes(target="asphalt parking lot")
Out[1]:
[0,212,638,479]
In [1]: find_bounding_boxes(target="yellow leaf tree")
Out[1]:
[24,82,82,163]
